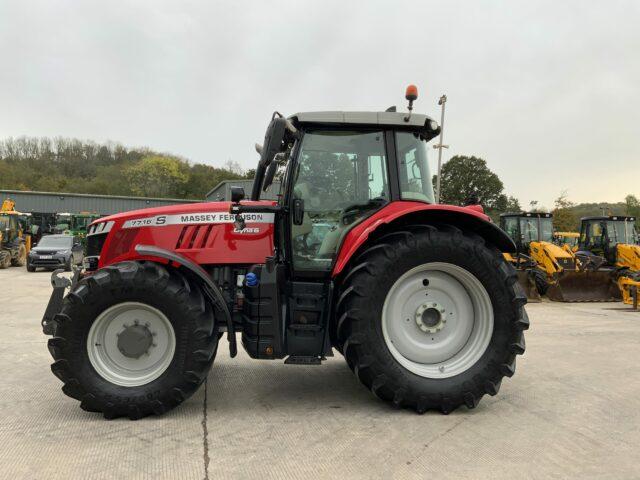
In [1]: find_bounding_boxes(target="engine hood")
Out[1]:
[92,200,277,269]
[95,201,236,225]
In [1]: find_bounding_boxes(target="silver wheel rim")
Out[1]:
[382,262,493,379]
[87,302,176,387]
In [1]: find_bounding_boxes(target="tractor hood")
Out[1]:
[90,200,276,269]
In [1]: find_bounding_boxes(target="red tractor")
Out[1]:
[42,87,527,419]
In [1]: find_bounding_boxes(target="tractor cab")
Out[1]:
[579,216,638,265]
[499,212,554,255]
[230,107,440,279]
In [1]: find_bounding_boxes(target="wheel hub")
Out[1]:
[117,321,155,359]
[87,302,176,387]
[415,302,446,333]
[382,263,494,379]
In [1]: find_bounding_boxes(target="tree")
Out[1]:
[552,192,577,231]
[494,194,521,213]
[126,155,189,198]
[434,155,505,210]
[625,194,640,228]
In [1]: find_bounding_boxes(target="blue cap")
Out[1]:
[245,272,259,287]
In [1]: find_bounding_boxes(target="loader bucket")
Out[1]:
[516,270,541,302]
[546,271,619,302]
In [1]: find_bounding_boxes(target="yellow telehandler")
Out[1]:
[500,212,617,302]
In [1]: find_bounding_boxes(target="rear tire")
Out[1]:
[335,224,528,414]
[47,261,219,419]
[11,243,27,266]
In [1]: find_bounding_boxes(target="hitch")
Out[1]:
[41,267,81,335]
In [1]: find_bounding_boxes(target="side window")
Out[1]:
[291,131,388,271]
[396,132,434,203]
[503,217,518,241]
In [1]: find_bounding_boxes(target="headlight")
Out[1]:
[56,249,71,254]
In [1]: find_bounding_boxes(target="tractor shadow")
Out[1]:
[204,354,393,415]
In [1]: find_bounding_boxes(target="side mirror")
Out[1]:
[263,161,279,192]
[230,187,245,203]
[259,117,287,167]
[292,199,305,225]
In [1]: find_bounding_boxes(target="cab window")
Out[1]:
[396,132,435,203]
[291,130,389,271]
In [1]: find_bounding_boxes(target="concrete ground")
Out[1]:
[1,267,639,480]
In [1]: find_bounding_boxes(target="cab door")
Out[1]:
[281,129,392,360]
[288,129,391,277]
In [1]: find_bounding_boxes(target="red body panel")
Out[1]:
[331,201,491,276]
[95,201,275,268]
[94,200,493,275]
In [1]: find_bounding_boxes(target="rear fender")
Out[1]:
[332,202,516,277]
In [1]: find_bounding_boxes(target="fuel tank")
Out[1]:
[90,201,275,268]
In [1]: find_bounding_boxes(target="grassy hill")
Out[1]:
[0,136,247,199]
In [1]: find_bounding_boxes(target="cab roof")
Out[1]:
[289,111,440,140]
[500,211,552,218]
[582,215,636,222]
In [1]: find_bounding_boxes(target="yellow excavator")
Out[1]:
[500,212,617,302]
[577,215,640,308]
[0,199,31,269]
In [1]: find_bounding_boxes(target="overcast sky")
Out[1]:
[1,0,638,208]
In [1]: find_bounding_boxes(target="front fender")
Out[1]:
[332,202,516,277]
[134,245,237,357]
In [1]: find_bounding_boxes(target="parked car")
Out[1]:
[27,234,83,272]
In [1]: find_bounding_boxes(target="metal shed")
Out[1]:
[205,179,281,202]
[0,189,199,215]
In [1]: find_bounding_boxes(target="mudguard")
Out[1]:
[134,244,237,357]
[332,201,516,276]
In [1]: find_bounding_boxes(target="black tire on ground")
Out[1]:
[64,256,73,271]
[334,224,528,414]
[0,250,11,269]
[533,268,549,296]
[26,263,36,272]
[47,261,219,419]
[11,243,27,267]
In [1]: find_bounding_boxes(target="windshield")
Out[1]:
[396,132,435,203]
[520,217,553,243]
[37,236,72,249]
[607,220,638,245]
[57,215,71,230]
[74,216,92,230]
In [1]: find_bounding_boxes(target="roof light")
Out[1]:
[405,84,418,101]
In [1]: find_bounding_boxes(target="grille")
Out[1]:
[86,233,107,257]
[175,225,214,249]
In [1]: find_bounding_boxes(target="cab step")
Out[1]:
[284,355,322,365]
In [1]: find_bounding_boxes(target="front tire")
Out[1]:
[47,261,219,419]
[335,225,528,413]
[0,251,11,269]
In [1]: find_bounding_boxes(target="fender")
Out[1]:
[332,201,516,277]
[134,244,237,357]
